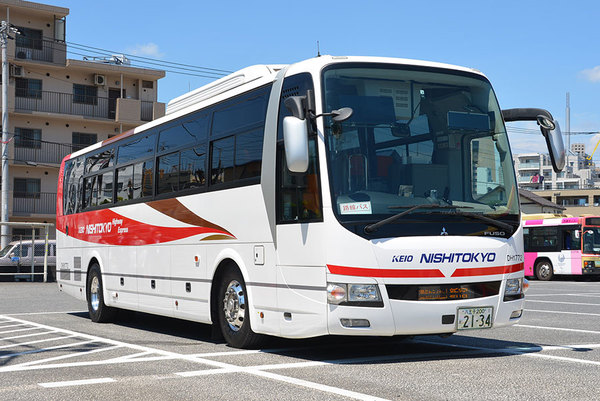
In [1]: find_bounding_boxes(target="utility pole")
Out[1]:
[566,92,570,171]
[0,11,18,249]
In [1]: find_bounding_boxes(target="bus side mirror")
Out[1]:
[537,116,565,173]
[283,116,309,173]
[502,108,566,173]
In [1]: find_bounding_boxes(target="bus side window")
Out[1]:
[276,73,322,223]
[277,139,322,222]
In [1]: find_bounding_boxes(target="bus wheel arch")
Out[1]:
[86,258,115,322]
[534,258,554,281]
[210,259,263,348]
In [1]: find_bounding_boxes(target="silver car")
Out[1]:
[0,240,56,282]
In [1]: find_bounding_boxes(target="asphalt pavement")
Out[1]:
[0,278,599,401]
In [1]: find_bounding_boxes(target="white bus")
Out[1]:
[57,56,565,348]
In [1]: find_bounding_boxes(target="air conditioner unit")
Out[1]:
[94,74,106,86]
[9,65,24,77]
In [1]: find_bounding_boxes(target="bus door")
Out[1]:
[274,73,327,337]
[559,225,582,275]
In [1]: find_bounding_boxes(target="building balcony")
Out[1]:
[14,39,67,65]
[13,140,74,166]
[13,192,56,216]
[518,163,540,170]
[14,91,163,123]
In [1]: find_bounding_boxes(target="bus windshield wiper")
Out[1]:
[363,204,514,234]
[364,204,457,234]
[422,209,515,234]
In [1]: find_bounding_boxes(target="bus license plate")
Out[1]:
[457,307,493,330]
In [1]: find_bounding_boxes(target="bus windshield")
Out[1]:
[322,64,519,237]
[583,226,600,254]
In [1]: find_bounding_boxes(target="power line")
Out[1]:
[65,40,232,74]
[66,49,226,79]
[62,39,231,77]
[34,35,232,78]
[66,46,227,79]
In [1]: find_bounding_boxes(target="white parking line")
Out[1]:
[0,327,40,335]
[0,323,27,329]
[39,377,115,388]
[516,324,600,335]
[525,300,600,306]
[526,293,600,298]
[0,340,96,360]
[525,309,600,317]
[0,330,59,341]
[417,339,600,367]
[175,348,496,378]
[0,315,391,401]
[16,345,122,368]
[0,334,77,349]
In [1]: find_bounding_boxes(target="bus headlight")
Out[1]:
[327,283,382,306]
[504,278,523,301]
[348,284,381,302]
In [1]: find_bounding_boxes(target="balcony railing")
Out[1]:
[13,192,56,215]
[15,38,66,64]
[14,138,74,165]
[15,91,155,122]
[518,163,540,169]
[15,90,111,119]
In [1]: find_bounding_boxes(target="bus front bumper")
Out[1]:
[327,295,524,336]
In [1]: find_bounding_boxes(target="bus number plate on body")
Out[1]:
[457,307,493,330]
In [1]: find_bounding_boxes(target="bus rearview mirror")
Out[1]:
[283,116,309,173]
[502,108,566,173]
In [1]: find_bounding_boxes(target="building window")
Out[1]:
[142,80,154,89]
[16,27,43,50]
[11,228,40,241]
[15,78,42,98]
[14,127,42,149]
[72,132,98,152]
[14,178,41,199]
[73,84,98,105]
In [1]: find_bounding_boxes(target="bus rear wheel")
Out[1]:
[535,260,554,281]
[86,263,116,322]
[217,267,263,349]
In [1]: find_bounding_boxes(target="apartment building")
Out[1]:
[514,147,595,192]
[514,144,600,215]
[0,0,165,240]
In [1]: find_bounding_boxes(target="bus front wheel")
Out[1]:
[86,263,116,322]
[535,260,554,281]
[217,267,263,349]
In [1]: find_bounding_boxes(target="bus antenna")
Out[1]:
[317,41,321,57]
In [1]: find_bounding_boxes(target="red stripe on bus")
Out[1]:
[451,263,524,277]
[327,265,445,278]
[327,262,524,278]
[57,208,235,245]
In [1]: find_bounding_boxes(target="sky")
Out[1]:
[49,0,600,158]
